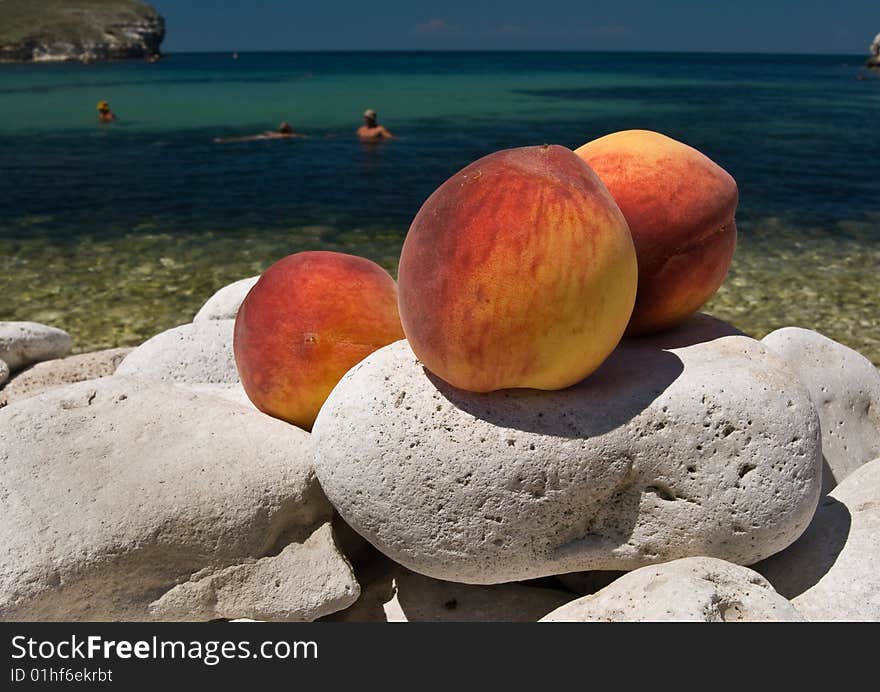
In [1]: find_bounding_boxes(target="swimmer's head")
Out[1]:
[97,100,110,112]
[363,109,377,125]
[279,122,293,135]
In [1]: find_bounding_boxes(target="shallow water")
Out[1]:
[0,52,877,361]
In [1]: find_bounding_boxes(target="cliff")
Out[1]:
[868,33,880,69]
[0,0,165,63]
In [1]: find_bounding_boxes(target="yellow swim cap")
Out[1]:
[97,100,109,111]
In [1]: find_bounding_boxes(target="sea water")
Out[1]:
[0,51,877,359]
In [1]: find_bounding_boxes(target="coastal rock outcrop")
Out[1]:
[762,327,880,492]
[540,557,804,622]
[756,458,880,621]
[0,376,357,621]
[0,347,131,407]
[115,320,238,385]
[0,360,7,387]
[312,315,823,584]
[0,321,72,372]
[193,276,259,322]
[0,1,165,63]
[868,32,880,68]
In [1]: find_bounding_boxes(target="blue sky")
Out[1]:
[153,1,878,54]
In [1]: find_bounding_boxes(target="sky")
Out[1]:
[153,1,878,54]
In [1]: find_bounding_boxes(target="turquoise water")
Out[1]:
[0,52,878,359]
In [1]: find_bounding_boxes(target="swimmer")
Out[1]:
[96,100,116,123]
[214,122,305,143]
[357,109,393,141]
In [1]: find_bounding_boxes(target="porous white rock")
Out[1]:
[0,321,72,372]
[181,382,254,410]
[313,315,822,584]
[0,347,131,407]
[115,320,238,385]
[540,557,804,622]
[0,376,357,621]
[150,523,359,622]
[324,558,571,622]
[756,458,880,621]
[193,276,259,322]
[761,327,880,491]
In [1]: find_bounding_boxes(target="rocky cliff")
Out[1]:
[0,0,165,63]
[868,33,880,69]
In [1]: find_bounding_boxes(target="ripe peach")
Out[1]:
[397,144,638,393]
[234,251,404,430]
[575,130,738,335]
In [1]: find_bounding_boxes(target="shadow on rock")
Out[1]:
[428,314,740,439]
[754,496,852,599]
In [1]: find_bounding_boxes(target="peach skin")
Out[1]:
[575,130,738,335]
[233,251,404,430]
[397,144,638,393]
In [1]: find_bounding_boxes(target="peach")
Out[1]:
[233,251,404,430]
[575,130,738,335]
[397,144,637,393]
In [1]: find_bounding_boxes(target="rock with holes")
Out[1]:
[0,376,358,621]
[0,321,72,372]
[313,314,822,584]
[761,327,880,492]
[323,557,572,622]
[540,557,804,622]
[115,320,238,385]
[193,276,259,322]
[0,359,8,387]
[755,458,880,621]
[0,348,131,407]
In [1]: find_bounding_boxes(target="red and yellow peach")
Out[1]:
[233,251,404,430]
[397,144,638,393]
[575,130,738,335]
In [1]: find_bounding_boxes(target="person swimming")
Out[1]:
[214,122,304,143]
[357,109,393,141]
[96,100,116,123]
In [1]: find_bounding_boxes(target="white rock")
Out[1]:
[0,359,8,387]
[761,327,880,491]
[540,557,804,622]
[116,320,238,385]
[313,315,822,584]
[324,558,571,622]
[0,321,72,372]
[755,458,880,621]
[0,376,357,621]
[181,382,255,410]
[0,347,131,407]
[193,276,259,322]
[150,523,359,622]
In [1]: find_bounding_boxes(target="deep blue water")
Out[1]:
[0,51,878,240]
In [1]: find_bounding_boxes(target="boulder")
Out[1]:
[182,382,254,410]
[323,558,572,622]
[0,359,7,387]
[313,315,822,584]
[0,347,131,407]
[540,557,804,622]
[150,523,358,622]
[0,321,72,372]
[755,458,880,621]
[193,276,259,322]
[761,327,880,492]
[0,376,357,621]
[115,320,238,385]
